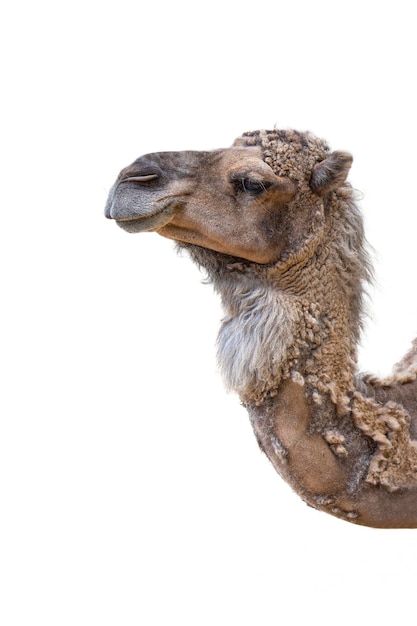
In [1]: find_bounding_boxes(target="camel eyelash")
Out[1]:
[231,177,271,194]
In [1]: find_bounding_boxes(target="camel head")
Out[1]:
[105,130,353,265]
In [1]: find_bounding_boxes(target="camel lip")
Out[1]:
[115,206,175,233]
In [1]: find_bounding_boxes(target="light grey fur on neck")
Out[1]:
[215,276,298,402]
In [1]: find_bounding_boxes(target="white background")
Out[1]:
[2,1,417,624]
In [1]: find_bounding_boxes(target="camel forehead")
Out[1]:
[211,145,268,172]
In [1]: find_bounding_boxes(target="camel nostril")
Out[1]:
[119,173,159,183]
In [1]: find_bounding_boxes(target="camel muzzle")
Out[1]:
[105,151,204,232]
[104,168,178,232]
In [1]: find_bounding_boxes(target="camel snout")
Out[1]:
[104,165,163,222]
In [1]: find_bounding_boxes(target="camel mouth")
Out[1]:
[115,206,175,233]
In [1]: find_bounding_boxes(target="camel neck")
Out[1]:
[215,249,359,410]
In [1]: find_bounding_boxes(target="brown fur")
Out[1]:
[105,128,417,527]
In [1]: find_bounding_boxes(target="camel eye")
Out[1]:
[232,177,271,195]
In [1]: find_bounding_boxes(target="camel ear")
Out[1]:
[310,151,353,194]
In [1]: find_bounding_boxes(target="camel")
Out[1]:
[105,129,417,528]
